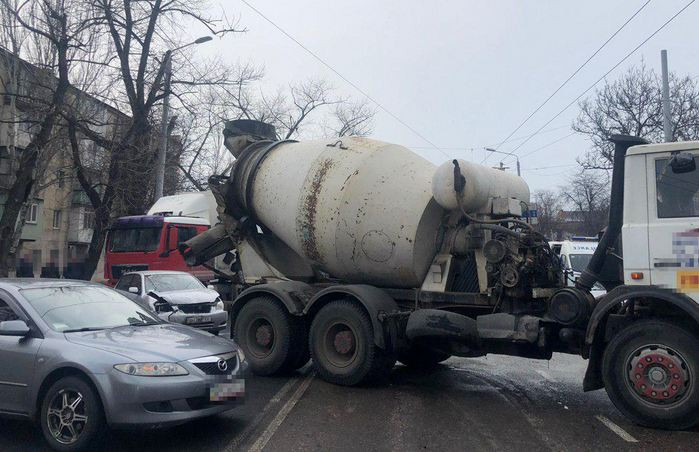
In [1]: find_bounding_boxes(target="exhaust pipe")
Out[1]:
[576,134,648,292]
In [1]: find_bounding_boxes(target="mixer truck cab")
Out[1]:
[181,121,699,430]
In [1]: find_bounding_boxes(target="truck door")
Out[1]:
[647,150,699,300]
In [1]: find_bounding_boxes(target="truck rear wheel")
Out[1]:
[234,296,307,376]
[602,319,699,430]
[309,299,395,386]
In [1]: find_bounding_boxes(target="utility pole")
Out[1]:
[154,36,213,201]
[154,50,172,201]
[661,49,673,142]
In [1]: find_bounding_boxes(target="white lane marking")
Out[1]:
[223,375,301,452]
[535,369,553,381]
[248,372,315,452]
[595,415,639,443]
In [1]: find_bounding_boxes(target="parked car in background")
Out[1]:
[115,271,228,335]
[0,279,246,451]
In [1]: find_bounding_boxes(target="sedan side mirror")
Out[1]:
[128,286,139,294]
[207,284,215,290]
[0,320,30,337]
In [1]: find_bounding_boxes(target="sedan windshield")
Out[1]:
[21,285,160,332]
[146,274,204,292]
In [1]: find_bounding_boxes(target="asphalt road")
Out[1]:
[2,351,698,451]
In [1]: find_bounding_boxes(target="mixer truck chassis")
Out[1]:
[181,121,699,430]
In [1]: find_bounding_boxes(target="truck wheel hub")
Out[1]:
[334,330,355,355]
[627,346,689,404]
[256,325,273,347]
[323,322,358,368]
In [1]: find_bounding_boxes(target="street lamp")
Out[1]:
[484,147,521,177]
[154,36,213,200]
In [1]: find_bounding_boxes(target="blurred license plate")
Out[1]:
[210,380,245,401]
[186,316,212,324]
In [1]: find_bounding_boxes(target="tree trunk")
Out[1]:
[0,18,70,276]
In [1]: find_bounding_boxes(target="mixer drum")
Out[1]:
[233,137,444,288]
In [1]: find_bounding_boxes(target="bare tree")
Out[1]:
[532,189,562,239]
[0,0,87,276]
[574,62,699,170]
[560,171,610,237]
[61,0,242,279]
[325,100,375,137]
[177,76,375,191]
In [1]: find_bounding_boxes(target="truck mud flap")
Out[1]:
[406,309,478,344]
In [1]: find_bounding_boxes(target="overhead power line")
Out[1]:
[519,132,577,158]
[502,0,696,164]
[410,124,571,151]
[487,0,653,162]
[239,0,447,157]
[522,163,577,171]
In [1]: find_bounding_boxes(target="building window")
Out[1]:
[0,146,10,176]
[53,210,62,229]
[83,209,95,230]
[57,170,65,188]
[26,203,38,224]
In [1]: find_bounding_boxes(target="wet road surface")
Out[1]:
[2,353,697,451]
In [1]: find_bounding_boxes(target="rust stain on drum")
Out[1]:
[298,158,334,263]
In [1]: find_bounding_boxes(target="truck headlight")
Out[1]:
[114,362,189,376]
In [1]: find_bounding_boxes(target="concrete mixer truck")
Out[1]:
[181,120,699,430]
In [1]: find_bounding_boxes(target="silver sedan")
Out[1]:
[0,279,246,451]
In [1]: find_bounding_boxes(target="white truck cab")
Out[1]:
[622,141,699,302]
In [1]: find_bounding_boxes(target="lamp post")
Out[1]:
[154,36,213,200]
[484,147,520,176]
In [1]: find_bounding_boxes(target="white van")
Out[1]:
[550,237,606,296]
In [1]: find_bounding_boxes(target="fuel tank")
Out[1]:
[232,137,444,288]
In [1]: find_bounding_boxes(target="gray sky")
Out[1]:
[198,0,699,192]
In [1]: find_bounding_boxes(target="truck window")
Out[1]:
[109,228,162,252]
[656,157,699,218]
[177,227,198,246]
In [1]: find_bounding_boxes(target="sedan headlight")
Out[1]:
[114,362,189,376]
[215,299,225,311]
[237,348,246,363]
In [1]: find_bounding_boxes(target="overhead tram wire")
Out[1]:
[501,0,696,165]
[239,0,448,158]
[480,129,576,164]
[519,131,577,159]
[484,0,653,164]
[410,124,571,151]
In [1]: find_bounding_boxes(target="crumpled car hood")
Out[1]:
[154,288,219,306]
[65,323,235,362]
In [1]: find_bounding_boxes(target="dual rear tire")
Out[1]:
[234,297,395,385]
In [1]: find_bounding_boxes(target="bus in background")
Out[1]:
[104,191,217,286]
